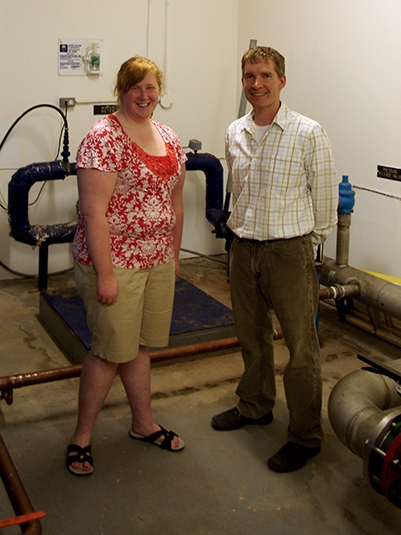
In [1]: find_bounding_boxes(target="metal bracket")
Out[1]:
[0,385,13,406]
[358,353,401,395]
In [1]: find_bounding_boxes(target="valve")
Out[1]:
[338,175,355,214]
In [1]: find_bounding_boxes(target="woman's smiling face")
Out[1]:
[122,72,160,119]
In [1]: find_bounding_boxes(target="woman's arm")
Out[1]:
[171,163,186,280]
[77,167,119,304]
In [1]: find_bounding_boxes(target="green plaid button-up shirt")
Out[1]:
[225,103,338,253]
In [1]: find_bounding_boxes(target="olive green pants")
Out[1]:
[230,235,323,447]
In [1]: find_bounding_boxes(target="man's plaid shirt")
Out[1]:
[225,103,338,252]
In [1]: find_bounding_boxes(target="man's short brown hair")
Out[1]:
[241,46,285,78]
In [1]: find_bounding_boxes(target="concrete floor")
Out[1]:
[1,255,401,534]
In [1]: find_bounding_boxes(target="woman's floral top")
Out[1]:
[72,114,187,269]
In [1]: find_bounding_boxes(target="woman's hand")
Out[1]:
[97,273,119,305]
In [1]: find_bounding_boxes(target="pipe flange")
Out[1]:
[381,431,401,508]
[364,408,401,496]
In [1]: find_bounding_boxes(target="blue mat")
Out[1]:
[40,278,235,358]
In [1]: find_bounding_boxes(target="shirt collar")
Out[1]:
[272,102,288,130]
[243,102,288,133]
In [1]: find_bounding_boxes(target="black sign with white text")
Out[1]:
[377,165,401,182]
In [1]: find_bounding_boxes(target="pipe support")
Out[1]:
[336,213,352,267]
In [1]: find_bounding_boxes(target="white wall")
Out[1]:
[2,0,401,282]
[0,0,238,280]
[238,0,401,278]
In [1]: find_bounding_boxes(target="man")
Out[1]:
[211,46,338,473]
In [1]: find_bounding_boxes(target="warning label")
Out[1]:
[377,165,401,182]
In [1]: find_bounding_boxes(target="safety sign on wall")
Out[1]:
[377,165,401,182]
[58,38,103,76]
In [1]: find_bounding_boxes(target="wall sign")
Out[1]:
[58,38,103,76]
[377,165,401,182]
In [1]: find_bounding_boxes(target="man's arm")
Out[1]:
[306,126,339,254]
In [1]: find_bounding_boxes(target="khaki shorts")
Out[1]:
[74,260,175,363]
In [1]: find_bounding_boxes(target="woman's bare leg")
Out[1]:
[69,350,118,472]
[119,345,181,447]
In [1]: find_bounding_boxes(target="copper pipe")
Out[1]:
[0,334,287,405]
[0,433,42,534]
[0,283,354,404]
[150,336,241,363]
[0,338,242,405]
[151,330,284,362]
[1,283,358,406]
[319,287,336,300]
[0,366,82,405]
[318,283,360,301]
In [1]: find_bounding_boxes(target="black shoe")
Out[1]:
[267,441,321,473]
[211,407,273,431]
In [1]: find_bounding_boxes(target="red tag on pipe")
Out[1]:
[0,510,46,528]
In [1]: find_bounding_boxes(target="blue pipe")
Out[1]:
[9,151,225,246]
[8,160,77,246]
[185,151,224,226]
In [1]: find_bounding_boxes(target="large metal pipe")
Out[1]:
[328,368,401,458]
[323,175,401,508]
[328,365,401,508]
[320,256,401,321]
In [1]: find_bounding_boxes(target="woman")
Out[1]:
[67,56,186,476]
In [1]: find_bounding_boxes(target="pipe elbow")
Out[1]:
[185,152,224,226]
[328,369,401,458]
[8,161,77,246]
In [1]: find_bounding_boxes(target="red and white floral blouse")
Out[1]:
[72,115,187,270]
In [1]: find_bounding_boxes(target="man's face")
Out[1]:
[242,59,286,114]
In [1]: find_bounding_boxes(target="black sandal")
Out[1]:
[66,444,94,476]
[129,425,185,452]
